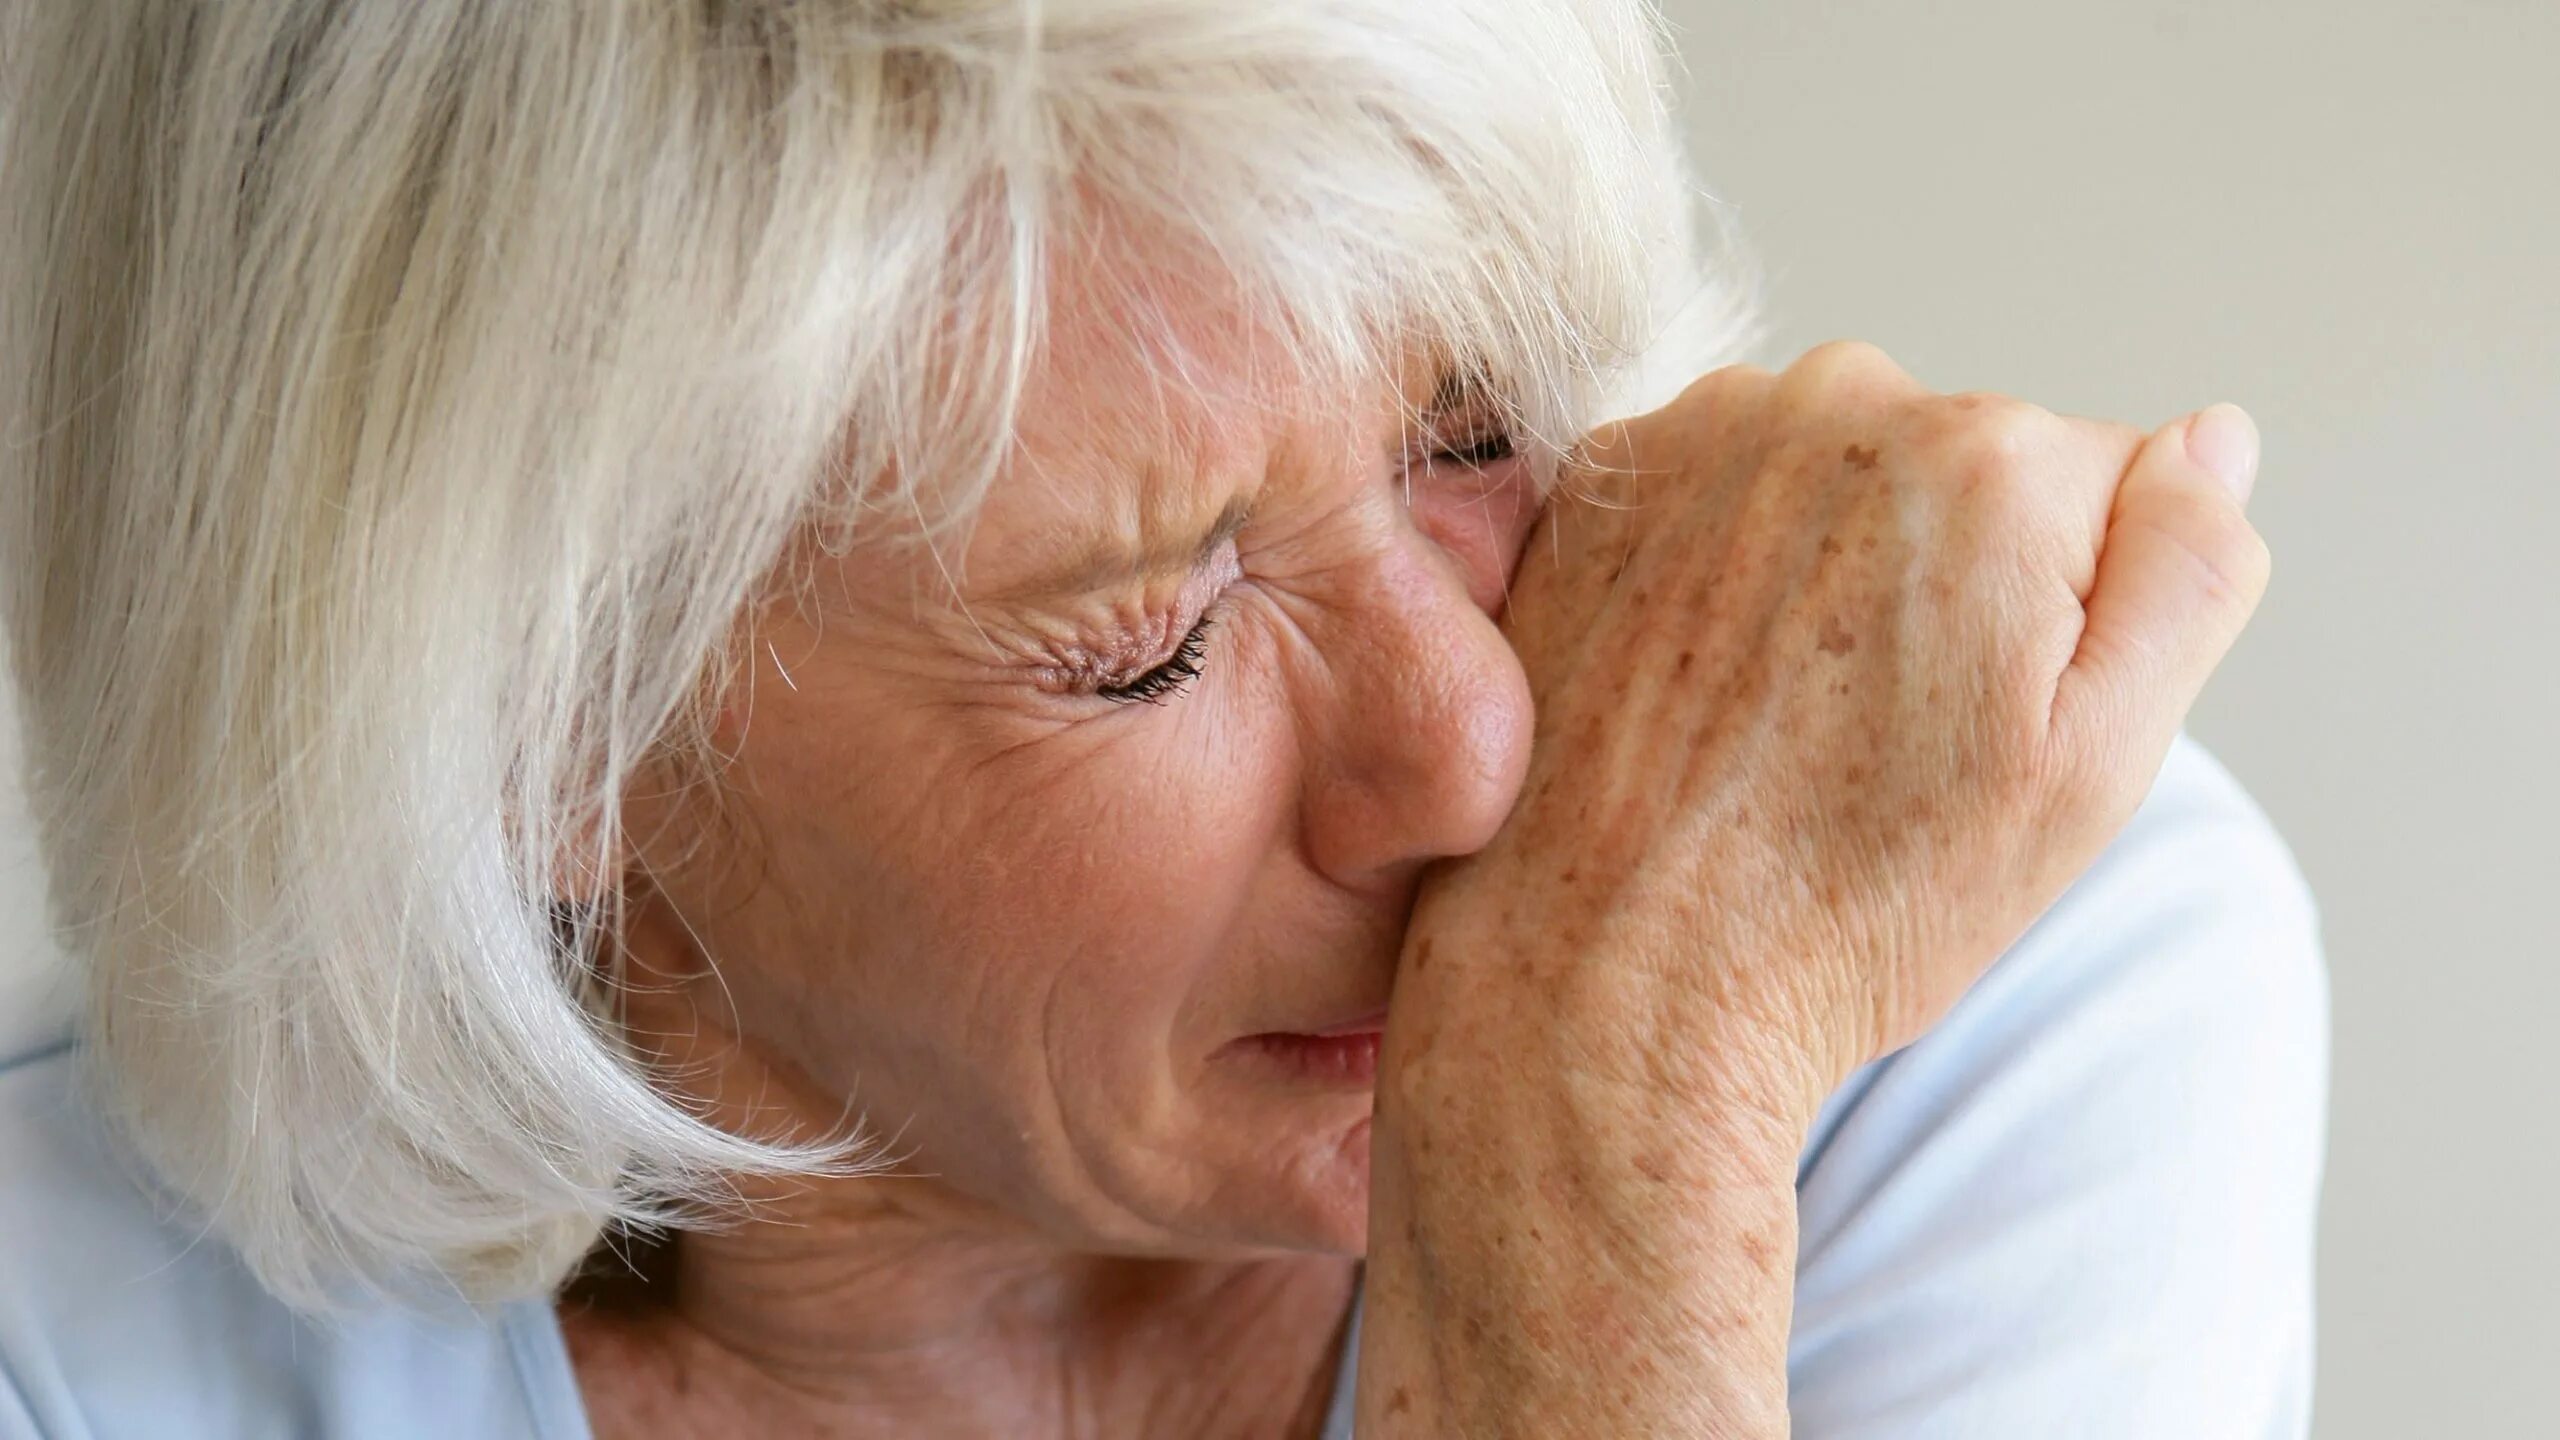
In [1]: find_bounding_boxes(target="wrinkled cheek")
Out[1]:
[942,645,1290,1012]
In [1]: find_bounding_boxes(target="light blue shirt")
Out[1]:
[0,735,2326,1438]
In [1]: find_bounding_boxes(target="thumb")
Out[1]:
[2053,403,2271,766]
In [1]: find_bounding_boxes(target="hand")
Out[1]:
[1360,342,2268,1437]
[1407,340,2270,1125]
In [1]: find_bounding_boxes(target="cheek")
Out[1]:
[902,663,1298,1037]
[677,663,1301,1142]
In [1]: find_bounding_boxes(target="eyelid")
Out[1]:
[1042,542,1236,702]
[1408,416,1519,477]
[1093,609,1216,704]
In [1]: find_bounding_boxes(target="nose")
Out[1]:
[1296,537,1535,888]
[1404,455,1544,618]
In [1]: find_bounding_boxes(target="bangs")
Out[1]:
[741,0,1752,533]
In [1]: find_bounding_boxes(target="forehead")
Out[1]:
[1000,272,1277,560]
[946,238,1419,597]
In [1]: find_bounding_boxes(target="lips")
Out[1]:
[1238,1029,1382,1088]
[1224,1006,1390,1089]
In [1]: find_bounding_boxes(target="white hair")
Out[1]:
[0,0,1751,1308]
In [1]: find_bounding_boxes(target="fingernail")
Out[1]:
[2185,403,2260,503]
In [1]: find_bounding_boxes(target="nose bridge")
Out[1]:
[1298,541,1533,885]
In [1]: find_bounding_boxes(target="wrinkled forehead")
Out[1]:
[935,231,1430,596]
[1003,247,1290,541]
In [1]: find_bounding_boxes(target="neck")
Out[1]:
[560,915,1356,1440]
[565,1184,1355,1438]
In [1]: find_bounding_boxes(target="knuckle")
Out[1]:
[1959,399,2059,470]
[1942,388,2022,415]
[1968,423,2040,489]
[1906,392,2054,483]
[1670,362,1772,412]
[1931,389,2043,430]
[1799,337,1894,372]
[1943,413,2050,518]
[1779,339,1912,404]
[1648,364,1773,451]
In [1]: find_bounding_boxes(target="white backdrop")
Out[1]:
[1657,1,2558,1434]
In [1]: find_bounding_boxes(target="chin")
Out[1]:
[1161,1020,1384,1253]
[1189,1099,1374,1258]
[1075,1049,1380,1259]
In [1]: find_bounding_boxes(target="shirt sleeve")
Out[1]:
[1784,735,2329,1439]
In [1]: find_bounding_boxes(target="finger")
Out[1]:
[1966,405,2142,605]
[2052,403,2270,768]
[2053,415,2147,600]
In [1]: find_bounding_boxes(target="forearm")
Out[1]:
[1357,923,1818,1438]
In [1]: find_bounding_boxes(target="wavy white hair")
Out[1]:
[0,0,1750,1307]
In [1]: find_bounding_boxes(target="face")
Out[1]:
[621,246,1540,1260]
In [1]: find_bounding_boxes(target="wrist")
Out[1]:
[1383,913,1831,1181]
[1366,941,1809,1438]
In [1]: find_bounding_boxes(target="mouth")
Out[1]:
[1227,1007,1388,1089]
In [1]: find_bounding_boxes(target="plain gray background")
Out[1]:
[1656,0,2557,1432]
[2,2,2551,1435]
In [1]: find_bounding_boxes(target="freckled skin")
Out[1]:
[1357,342,2270,1436]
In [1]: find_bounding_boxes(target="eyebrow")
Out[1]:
[993,491,1256,602]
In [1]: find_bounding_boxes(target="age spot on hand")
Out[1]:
[1842,443,1881,471]
[1818,615,1858,656]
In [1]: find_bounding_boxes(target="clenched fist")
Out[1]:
[1361,341,2269,1437]
[1407,340,2267,1122]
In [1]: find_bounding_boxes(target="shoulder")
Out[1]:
[0,1041,582,1440]
[1788,734,2326,1438]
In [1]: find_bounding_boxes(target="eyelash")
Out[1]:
[1429,430,1517,469]
[1096,614,1215,705]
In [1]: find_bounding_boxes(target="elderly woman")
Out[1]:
[0,2,2323,1437]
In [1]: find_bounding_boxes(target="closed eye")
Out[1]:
[1095,614,1214,704]
[1428,431,1516,469]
